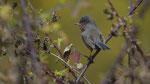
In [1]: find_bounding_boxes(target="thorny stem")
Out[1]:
[75,0,144,83]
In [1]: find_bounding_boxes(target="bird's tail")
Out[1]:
[96,42,110,50]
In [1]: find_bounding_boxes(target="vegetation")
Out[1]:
[0,0,150,84]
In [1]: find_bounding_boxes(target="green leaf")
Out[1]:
[28,72,33,76]
[55,68,69,77]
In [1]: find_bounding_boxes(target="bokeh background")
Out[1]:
[3,0,150,84]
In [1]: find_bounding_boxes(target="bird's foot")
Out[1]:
[81,54,94,63]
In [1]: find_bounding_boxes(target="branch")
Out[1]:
[75,0,143,83]
[50,52,91,84]
[45,34,64,58]
[127,0,143,16]
[20,0,43,84]
[107,0,122,22]
[43,63,64,84]
[26,0,38,16]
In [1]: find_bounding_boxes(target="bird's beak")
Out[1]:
[74,23,81,26]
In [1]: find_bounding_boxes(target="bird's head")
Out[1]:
[74,15,95,32]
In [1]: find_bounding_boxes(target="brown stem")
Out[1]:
[43,63,64,84]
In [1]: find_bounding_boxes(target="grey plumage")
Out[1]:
[79,15,110,51]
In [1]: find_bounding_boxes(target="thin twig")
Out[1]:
[127,0,143,16]
[50,52,91,84]
[43,64,64,84]
[75,0,143,83]
[26,0,38,16]
[45,34,64,58]
[107,0,122,22]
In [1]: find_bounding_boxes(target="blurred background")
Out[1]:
[1,0,150,84]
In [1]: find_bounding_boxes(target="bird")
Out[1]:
[74,15,110,56]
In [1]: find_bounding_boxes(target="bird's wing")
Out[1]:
[95,34,110,50]
[82,34,95,51]
[99,34,104,43]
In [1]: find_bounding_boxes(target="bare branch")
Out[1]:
[107,0,122,22]
[26,0,38,16]
[127,0,143,16]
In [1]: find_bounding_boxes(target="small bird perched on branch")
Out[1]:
[74,15,110,56]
